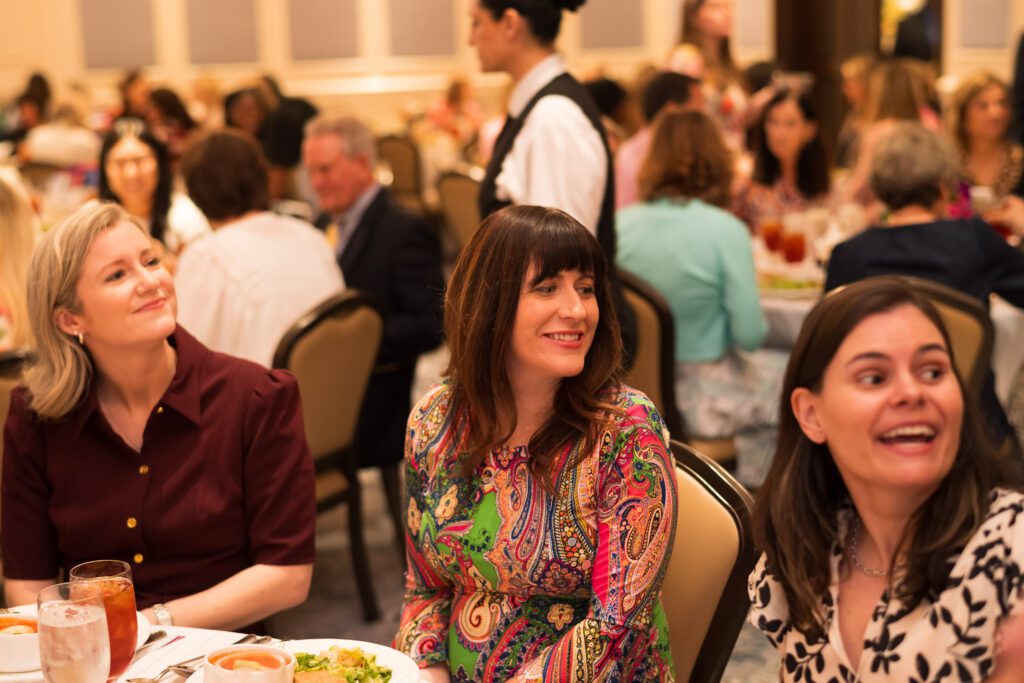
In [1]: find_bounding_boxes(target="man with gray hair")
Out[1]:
[303,115,444,543]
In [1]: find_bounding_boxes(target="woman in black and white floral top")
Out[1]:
[749,276,1024,682]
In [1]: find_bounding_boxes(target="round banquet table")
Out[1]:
[760,293,1024,403]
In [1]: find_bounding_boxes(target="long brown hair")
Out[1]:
[752,276,1018,642]
[444,205,622,490]
[638,109,734,208]
[680,0,742,89]
[863,58,924,124]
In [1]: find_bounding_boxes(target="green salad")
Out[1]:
[294,646,392,683]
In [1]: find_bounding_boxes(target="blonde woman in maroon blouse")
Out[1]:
[2,202,316,630]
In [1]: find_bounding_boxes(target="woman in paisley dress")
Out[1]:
[394,205,678,682]
[748,276,1024,682]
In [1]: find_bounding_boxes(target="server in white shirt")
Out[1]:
[470,0,635,356]
[175,129,344,367]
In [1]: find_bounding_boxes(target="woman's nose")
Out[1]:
[891,371,926,406]
[558,292,586,319]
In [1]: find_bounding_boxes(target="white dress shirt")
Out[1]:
[495,54,608,234]
[175,211,345,367]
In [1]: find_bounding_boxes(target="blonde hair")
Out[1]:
[24,202,147,420]
[949,71,1009,153]
[0,173,38,350]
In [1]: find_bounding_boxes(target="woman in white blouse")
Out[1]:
[98,118,210,256]
[749,276,1024,682]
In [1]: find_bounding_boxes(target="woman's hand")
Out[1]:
[982,195,1024,234]
[985,608,1024,682]
[418,665,451,683]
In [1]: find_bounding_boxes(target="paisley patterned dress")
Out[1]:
[394,383,677,682]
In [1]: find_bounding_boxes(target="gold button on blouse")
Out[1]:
[133,553,144,564]
[139,465,149,475]
[156,406,164,414]
[126,517,138,529]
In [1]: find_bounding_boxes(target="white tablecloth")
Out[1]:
[118,626,243,681]
[761,295,1024,403]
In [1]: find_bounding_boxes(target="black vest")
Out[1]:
[478,72,617,262]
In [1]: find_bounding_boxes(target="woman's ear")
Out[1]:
[55,309,82,337]
[791,387,826,444]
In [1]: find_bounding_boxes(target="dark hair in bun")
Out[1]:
[480,0,587,45]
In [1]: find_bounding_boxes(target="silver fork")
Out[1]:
[126,633,267,683]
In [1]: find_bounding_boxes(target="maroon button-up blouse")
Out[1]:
[1,326,316,608]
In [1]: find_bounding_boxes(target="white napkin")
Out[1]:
[117,627,245,682]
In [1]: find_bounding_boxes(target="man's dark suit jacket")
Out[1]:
[316,187,445,468]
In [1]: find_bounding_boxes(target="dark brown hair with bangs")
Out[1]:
[444,205,623,490]
[752,276,1020,643]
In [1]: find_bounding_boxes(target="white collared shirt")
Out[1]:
[495,54,607,234]
[175,211,345,367]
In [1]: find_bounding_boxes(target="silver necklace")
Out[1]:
[849,519,889,578]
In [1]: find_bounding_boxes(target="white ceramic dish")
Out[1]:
[0,606,150,682]
[186,638,420,683]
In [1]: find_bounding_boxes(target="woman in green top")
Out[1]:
[616,109,786,486]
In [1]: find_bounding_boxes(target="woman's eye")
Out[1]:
[105,269,125,283]
[921,366,945,381]
[577,283,596,296]
[146,256,161,267]
[534,283,556,295]
[856,372,885,386]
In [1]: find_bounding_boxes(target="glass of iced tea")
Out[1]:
[758,214,784,253]
[69,560,137,681]
[38,582,110,683]
[781,213,807,264]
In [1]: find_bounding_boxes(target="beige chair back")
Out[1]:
[273,291,382,460]
[903,277,992,399]
[378,134,426,214]
[618,269,687,439]
[662,441,756,682]
[437,170,481,250]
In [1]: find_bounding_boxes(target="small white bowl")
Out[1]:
[0,609,40,673]
[204,644,295,683]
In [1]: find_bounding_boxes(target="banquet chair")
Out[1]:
[618,269,738,465]
[663,440,756,683]
[899,276,994,400]
[272,291,383,622]
[377,134,427,215]
[437,170,481,250]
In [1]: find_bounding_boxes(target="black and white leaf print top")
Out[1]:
[748,489,1024,682]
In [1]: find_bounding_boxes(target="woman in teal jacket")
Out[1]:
[617,109,785,486]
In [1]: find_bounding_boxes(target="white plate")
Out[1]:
[186,638,420,683]
[0,605,151,682]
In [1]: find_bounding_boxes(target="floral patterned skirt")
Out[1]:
[675,349,788,486]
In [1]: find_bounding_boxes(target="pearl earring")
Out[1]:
[76,331,84,346]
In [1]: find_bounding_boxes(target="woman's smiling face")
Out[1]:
[792,304,963,501]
